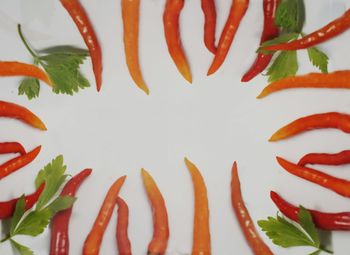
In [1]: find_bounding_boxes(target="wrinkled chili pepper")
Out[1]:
[184,158,211,255]
[242,0,280,82]
[0,183,44,219]
[0,146,41,180]
[83,175,126,255]
[0,100,47,131]
[271,191,350,231]
[257,70,350,98]
[141,169,169,255]
[269,112,350,142]
[0,142,26,155]
[163,0,192,83]
[298,150,350,167]
[116,197,132,255]
[264,9,350,51]
[201,0,217,54]
[122,0,149,95]
[277,156,350,197]
[60,0,103,92]
[50,168,92,255]
[207,0,249,75]
[231,162,273,254]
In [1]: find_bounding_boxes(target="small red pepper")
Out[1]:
[271,191,350,231]
[231,162,273,254]
[60,0,103,92]
[0,142,26,156]
[298,150,350,167]
[0,146,41,180]
[116,197,132,255]
[241,0,280,82]
[201,0,217,54]
[0,183,45,219]
[264,9,350,51]
[50,168,92,255]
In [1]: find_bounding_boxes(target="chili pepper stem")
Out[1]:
[17,24,39,62]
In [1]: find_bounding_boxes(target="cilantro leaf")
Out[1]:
[275,0,305,33]
[12,210,52,237]
[307,47,329,73]
[266,50,298,82]
[299,206,320,247]
[46,196,76,215]
[18,78,40,100]
[10,239,33,255]
[10,196,26,236]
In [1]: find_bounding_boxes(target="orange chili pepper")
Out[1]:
[163,0,192,83]
[298,150,350,167]
[184,158,211,255]
[269,112,350,142]
[257,70,350,98]
[141,169,169,255]
[116,197,132,255]
[0,100,47,130]
[207,0,249,75]
[231,162,273,255]
[122,0,149,95]
[0,61,51,85]
[201,0,217,54]
[83,176,127,255]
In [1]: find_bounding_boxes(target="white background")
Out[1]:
[0,0,350,254]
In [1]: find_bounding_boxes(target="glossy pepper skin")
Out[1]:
[83,175,126,255]
[0,101,47,131]
[231,162,273,255]
[116,197,132,255]
[60,0,103,92]
[0,142,26,155]
[122,0,149,95]
[298,150,350,167]
[50,168,92,255]
[242,0,280,82]
[184,158,211,255]
[277,156,350,198]
[0,183,44,219]
[141,169,169,255]
[257,70,350,98]
[163,0,192,83]
[201,0,217,54]
[271,191,350,231]
[269,112,350,142]
[264,9,350,51]
[207,0,249,75]
[0,146,41,180]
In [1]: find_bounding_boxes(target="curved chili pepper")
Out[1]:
[298,150,350,167]
[264,9,350,51]
[207,0,249,76]
[122,0,149,95]
[201,0,217,54]
[83,175,126,255]
[0,142,26,155]
[116,197,132,255]
[277,156,350,197]
[184,158,211,255]
[50,168,92,255]
[60,0,103,92]
[269,112,350,142]
[0,101,47,131]
[271,191,350,231]
[163,0,192,83]
[257,70,350,98]
[141,169,169,255]
[0,183,44,219]
[241,0,280,82]
[0,146,41,180]
[0,61,51,85]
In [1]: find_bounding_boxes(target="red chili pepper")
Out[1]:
[269,112,350,142]
[277,156,350,197]
[0,146,41,180]
[207,0,249,76]
[0,142,26,155]
[50,168,92,255]
[83,175,126,255]
[271,191,350,231]
[60,0,103,92]
[257,70,350,98]
[201,0,217,54]
[163,0,192,83]
[264,9,350,51]
[0,101,47,131]
[298,150,350,167]
[231,162,273,254]
[241,0,280,82]
[116,197,132,255]
[0,183,45,219]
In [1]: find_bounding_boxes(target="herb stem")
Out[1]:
[0,235,10,243]
[320,246,333,254]
[17,24,39,60]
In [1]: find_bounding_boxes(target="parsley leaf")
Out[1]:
[10,196,26,236]
[299,206,320,247]
[275,0,305,33]
[10,239,33,255]
[266,50,298,82]
[12,210,52,237]
[46,196,76,215]
[18,78,40,100]
[307,47,329,73]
